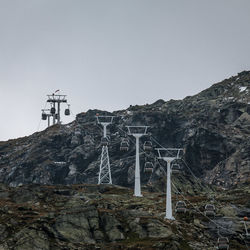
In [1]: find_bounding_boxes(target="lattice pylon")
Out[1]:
[98,145,112,184]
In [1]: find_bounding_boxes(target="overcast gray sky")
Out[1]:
[0,0,250,141]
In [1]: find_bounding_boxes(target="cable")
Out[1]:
[171,181,249,249]
[99,118,249,248]
[151,144,249,249]
[150,134,213,191]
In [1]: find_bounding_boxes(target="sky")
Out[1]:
[0,0,250,141]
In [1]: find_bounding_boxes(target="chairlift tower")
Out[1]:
[96,116,114,185]
[47,93,67,125]
[127,126,149,197]
[41,91,71,127]
[156,148,183,220]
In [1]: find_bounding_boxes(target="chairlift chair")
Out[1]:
[120,141,129,151]
[143,141,152,151]
[76,124,82,130]
[122,138,129,144]
[204,204,216,217]
[74,128,81,136]
[171,164,181,174]
[101,137,109,146]
[175,200,187,213]
[144,162,153,173]
[217,237,229,250]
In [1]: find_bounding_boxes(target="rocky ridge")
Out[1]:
[0,71,249,189]
[0,70,250,249]
[0,183,249,249]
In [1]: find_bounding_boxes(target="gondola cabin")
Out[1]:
[65,108,70,116]
[42,113,47,120]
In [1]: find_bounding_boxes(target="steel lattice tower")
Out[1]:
[97,116,114,185]
[98,145,112,184]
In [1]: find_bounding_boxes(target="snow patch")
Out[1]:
[239,86,247,92]
[69,164,77,175]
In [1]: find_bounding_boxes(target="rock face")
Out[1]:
[0,71,249,189]
[0,183,249,249]
[0,71,250,249]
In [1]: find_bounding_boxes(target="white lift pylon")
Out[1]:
[127,126,149,197]
[156,148,183,220]
[96,115,114,185]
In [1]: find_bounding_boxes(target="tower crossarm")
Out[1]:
[126,126,149,136]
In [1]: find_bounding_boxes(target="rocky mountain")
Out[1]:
[0,71,249,189]
[0,183,249,249]
[0,71,249,249]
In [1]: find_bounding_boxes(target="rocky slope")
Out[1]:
[0,71,249,189]
[0,71,249,249]
[0,183,249,249]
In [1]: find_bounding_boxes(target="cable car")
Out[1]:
[101,137,109,146]
[217,237,229,250]
[204,204,215,217]
[143,141,152,151]
[65,108,70,116]
[175,201,187,213]
[42,113,47,120]
[120,141,129,151]
[50,107,56,114]
[171,164,181,174]
[144,162,153,173]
